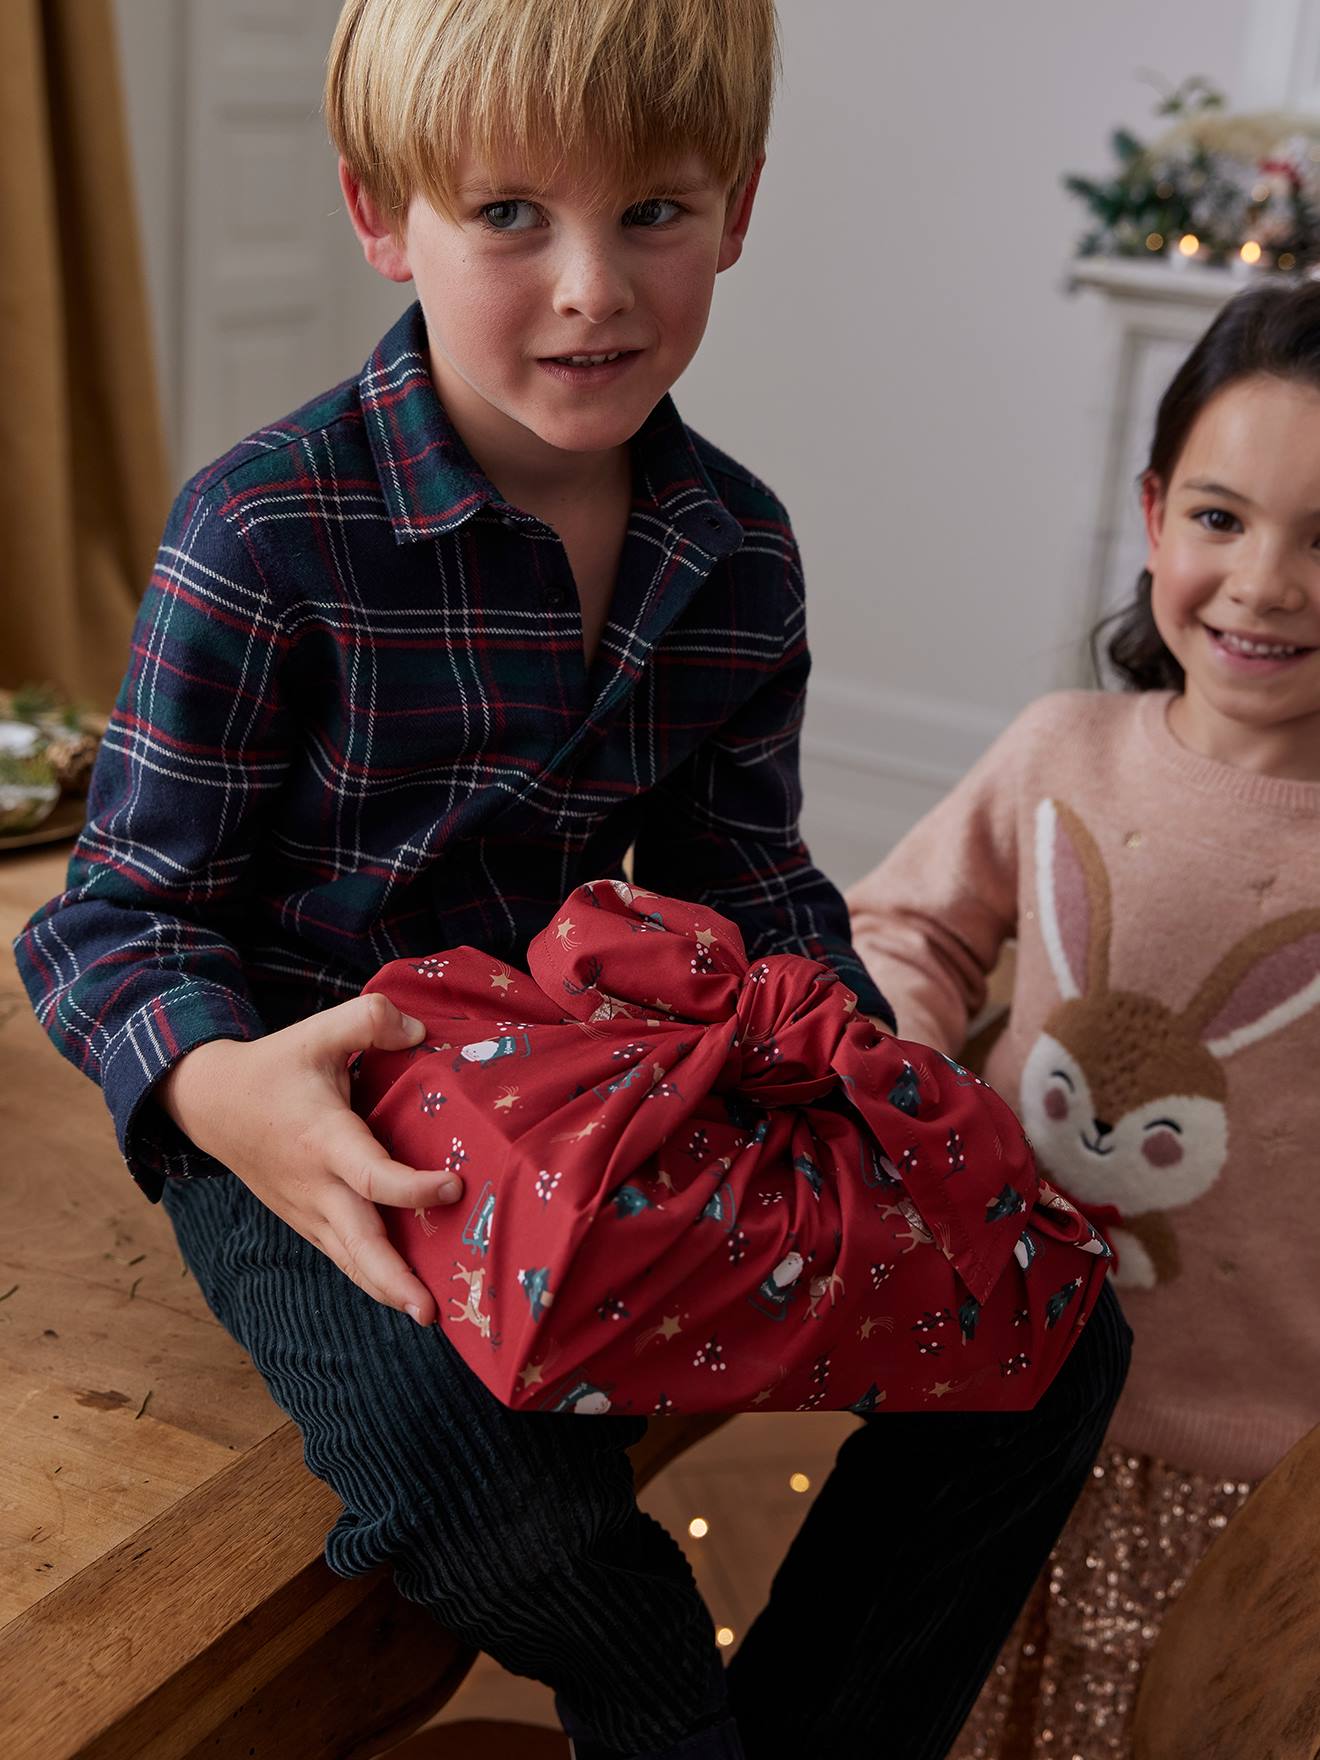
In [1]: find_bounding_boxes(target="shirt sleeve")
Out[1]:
[844,708,1029,1052]
[630,543,893,1027]
[12,482,294,1196]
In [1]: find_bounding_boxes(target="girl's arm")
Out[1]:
[845,711,1030,1054]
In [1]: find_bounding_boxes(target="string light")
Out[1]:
[1178,233,1200,257]
[1145,231,1164,252]
[1239,240,1262,265]
[716,1627,735,1648]
[1279,252,1297,270]
[688,1517,709,1538]
[789,1472,811,1494]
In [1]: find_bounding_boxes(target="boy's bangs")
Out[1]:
[329,0,776,224]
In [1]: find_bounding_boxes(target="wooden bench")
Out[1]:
[0,848,725,1757]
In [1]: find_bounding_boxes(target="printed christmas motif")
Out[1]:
[461,1182,496,1257]
[450,1263,496,1341]
[749,1250,806,1319]
[353,879,1111,1414]
[518,1266,555,1321]
[416,1082,447,1117]
[609,1182,650,1217]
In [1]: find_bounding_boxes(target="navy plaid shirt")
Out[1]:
[16,302,890,1199]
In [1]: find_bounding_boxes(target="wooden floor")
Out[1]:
[385,1411,858,1756]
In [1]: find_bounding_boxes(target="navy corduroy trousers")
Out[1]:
[163,1173,1130,1760]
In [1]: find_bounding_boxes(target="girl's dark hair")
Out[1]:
[1094,277,1320,690]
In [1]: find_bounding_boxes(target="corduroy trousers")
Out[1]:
[163,1172,1130,1760]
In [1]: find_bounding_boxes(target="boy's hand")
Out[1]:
[157,995,462,1325]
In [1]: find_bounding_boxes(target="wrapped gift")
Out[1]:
[353,880,1111,1415]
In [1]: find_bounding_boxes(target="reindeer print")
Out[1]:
[1020,798,1320,1289]
[449,1262,495,1339]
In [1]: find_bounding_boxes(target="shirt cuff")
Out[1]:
[100,980,266,1201]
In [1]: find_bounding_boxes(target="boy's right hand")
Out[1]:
[156,995,461,1325]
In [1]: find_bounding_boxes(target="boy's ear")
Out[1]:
[717,156,764,274]
[1140,470,1166,569]
[339,158,414,284]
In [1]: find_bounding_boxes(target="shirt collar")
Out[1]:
[360,302,742,559]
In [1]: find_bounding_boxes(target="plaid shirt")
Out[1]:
[16,302,890,1200]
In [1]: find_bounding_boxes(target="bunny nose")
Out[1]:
[1092,1118,1113,1138]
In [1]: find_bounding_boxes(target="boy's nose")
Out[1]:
[552,248,635,325]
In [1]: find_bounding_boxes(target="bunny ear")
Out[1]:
[1183,910,1320,1058]
[1034,799,1112,1000]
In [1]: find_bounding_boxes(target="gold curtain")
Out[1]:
[0,0,168,711]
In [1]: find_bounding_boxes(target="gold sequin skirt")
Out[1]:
[950,1446,1256,1760]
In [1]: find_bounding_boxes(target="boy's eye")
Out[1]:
[479,200,541,232]
[1194,507,1242,534]
[624,198,682,228]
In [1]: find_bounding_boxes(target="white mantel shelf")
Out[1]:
[1066,256,1258,310]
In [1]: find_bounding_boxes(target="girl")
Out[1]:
[846,276,1320,1757]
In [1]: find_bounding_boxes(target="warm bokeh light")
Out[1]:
[1279,252,1297,271]
[1239,240,1262,265]
[789,1472,811,1494]
[688,1517,709,1538]
[1178,233,1200,257]
[1145,232,1164,252]
[716,1627,735,1648]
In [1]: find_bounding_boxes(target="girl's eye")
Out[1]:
[1194,507,1242,534]
[624,198,682,228]
[479,200,541,233]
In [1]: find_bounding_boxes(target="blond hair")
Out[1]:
[326,0,777,226]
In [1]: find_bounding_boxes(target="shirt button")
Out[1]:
[704,514,724,532]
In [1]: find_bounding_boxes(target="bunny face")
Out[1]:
[1021,798,1320,1284]
[1019,1030,1228,1216]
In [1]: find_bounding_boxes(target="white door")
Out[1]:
[175,0,405,479]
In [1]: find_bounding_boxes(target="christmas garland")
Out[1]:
[1066,77,1320,272]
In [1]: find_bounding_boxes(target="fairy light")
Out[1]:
[1145,231,1164,252]
[688,1517,709,1538]
[789,1472,811,1494]
[1238,240,1263,265]
[1279,252,1297,271]
[1178,233,1200,257]
[716,1627,735,1648]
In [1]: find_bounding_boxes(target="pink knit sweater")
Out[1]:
[846,689,1320,1481]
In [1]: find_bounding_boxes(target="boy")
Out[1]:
[15,2,1129,1755]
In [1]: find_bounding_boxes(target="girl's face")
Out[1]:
[1143,374,1320,774]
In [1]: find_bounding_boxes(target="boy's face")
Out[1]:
[343,153,759,467]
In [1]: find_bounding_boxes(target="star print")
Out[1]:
[647,998,675,1013]
[654,1168,675,1192]
[518,1361,545,1390]
[859,1316,879,1340]
[489,970,514,991]
[657,1314,682,1340]
[694,928,716,949]
[493,1088,519,1112]
[750,1387,773,1406]
[929,1380,955,1399]
[554,918,576,948]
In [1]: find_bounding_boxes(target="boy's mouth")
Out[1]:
[536,349,643,386]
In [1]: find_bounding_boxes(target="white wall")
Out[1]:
[672,2,1255,878]
[114,0,1263,883]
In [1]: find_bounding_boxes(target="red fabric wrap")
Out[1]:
[355,881,1112,1415]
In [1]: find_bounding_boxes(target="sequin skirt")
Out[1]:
[950,1446,1256,1760]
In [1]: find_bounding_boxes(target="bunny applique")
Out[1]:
[1018,798,1320,1290]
